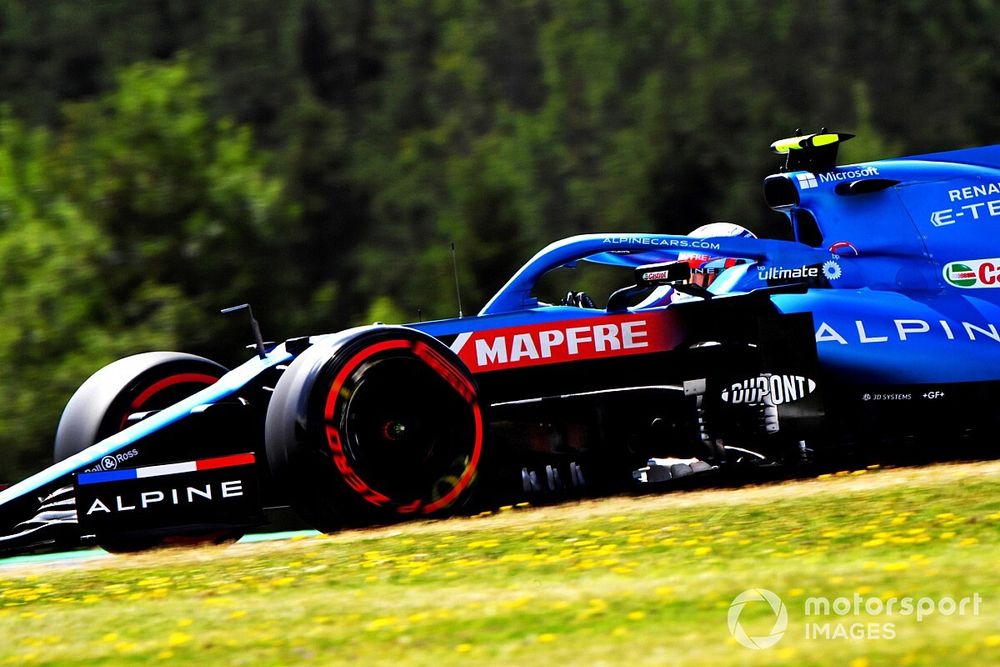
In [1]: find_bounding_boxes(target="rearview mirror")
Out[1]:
[635,261,691,287]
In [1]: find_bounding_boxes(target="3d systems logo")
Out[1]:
[728,589,788,649]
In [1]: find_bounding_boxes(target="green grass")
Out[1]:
[1,462,999,666]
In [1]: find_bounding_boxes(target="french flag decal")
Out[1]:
[77,453,256,486]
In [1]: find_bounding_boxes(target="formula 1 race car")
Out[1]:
[2,132,999,556]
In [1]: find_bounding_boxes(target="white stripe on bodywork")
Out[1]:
[450,331,473,355]
[135,461,198,479]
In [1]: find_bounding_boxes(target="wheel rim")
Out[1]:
[323,339,482,515]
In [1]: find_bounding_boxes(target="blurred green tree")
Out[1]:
[0,61,299,479]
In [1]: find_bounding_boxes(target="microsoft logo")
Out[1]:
[796,173,818,189]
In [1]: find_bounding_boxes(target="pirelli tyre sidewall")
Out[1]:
[265,326,484,531]
[54,352,228,463]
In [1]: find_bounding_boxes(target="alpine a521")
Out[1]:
[2,132,999,556]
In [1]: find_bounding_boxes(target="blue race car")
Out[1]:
[2,131,999,555]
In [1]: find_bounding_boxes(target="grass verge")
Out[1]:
[1,461,999,666]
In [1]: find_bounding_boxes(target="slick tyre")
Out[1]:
[265,327,484,531]
[55,352,228,462]
[55,352,235,552]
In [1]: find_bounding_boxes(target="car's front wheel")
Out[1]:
[265,327,484,531]
[55,352,239,552]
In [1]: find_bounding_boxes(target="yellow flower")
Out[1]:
[627,611,646,621]
[167,632,192,647]
[537,633,556,643]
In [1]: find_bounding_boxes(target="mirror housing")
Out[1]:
[635,261,692,287]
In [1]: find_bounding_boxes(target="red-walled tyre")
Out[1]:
[55,352,236,552]
[265,327,484,531]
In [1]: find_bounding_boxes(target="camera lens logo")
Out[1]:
[728,588,788,649]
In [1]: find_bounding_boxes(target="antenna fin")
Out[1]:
[450,243,464,318]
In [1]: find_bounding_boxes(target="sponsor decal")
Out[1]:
[948,181,1000,202]
[82,448,139,474]
[759,265,818,281]
[930,197,1000,227]
[84,479,245,516]
[796,167,881,189]
[818,166,879,183]
[77,453,256,517]
[796,173,818,190]
[942,258,1000,289]
[861,389,946,402]
[816,318,1000,345]
[641,269,672,282]
[862,393,912,402]
[757,260,841,283]
[75,453,260,532]
[721,374,817,406]
[451,314,683,372]
[601,236,722,251]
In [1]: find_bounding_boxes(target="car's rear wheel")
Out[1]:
[265,327,484,531]
[55,352,239,552]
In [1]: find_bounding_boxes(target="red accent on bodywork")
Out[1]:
[196,452,256,471]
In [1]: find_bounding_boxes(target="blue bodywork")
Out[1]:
[418,143,1000,385]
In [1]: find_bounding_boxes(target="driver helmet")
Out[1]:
[636,222,756,307]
